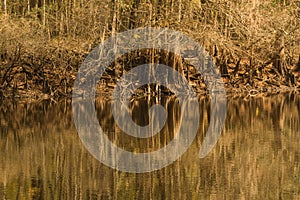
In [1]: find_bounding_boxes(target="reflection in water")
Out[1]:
[1,94,300,199]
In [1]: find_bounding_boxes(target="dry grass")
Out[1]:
[0,0,299,98]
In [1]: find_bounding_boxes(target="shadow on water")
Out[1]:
[0,93,300,199]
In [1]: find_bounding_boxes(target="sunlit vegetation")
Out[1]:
[0,0,299,98]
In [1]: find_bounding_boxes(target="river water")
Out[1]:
[1,94,300,199]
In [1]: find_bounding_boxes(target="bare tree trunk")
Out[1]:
[27,0,30,13]
[111,0,122,80]
[178,0,182,22]
[3,0,7,16]
[111,0,118,36]
[43,0,46,27]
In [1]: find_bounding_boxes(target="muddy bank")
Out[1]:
[1,0,299,101]
[0,51,299,101]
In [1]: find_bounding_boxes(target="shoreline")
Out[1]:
[1,82,299,103]
[1,54,299,102]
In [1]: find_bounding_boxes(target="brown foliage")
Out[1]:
[0,0,299,98]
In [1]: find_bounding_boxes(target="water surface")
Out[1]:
[1,94,300,199]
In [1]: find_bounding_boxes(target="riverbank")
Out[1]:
[0,55,299,101]
[0,0,299,100]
